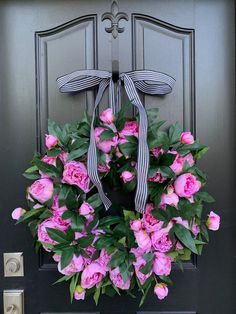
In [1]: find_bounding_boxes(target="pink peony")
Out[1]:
[160,191,179,209]
[45,134,58,149]
[81,262,106,289]
[11,207,26,220]
[62,161,90,192]
[52,254,61,262]
[74,285,85,301]
[154,283,168,300]
[100,108,115,124]
[192,222,200,237]
[151,147,164,158]
[28,178,54,203]
[95,127,118,153]
[148,170,166,183]
[109,267,131,290]
[134,230,152,252]
[120,170,135,183]
[58,254,84,275]
[176,241,184,250]
[206,211,220,231]
[79,202,94,218]
[153,252,172,276]
[98,154,111,173]
[151,228,173,253]
[170,152,194,174]
[37,218,63,248]
[119,121,139,139]
[172,217,189,229]
[133,255,152,285]
[130,219,142,232]
[174,173,201,198]
[180,131,194,145]
[143,203,163,232]
[97,249,111,271]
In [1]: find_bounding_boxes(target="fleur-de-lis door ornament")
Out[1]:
[102,1,129,39]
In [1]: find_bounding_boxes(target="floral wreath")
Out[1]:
[12,104,220,306]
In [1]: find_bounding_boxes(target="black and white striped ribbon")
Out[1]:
[57,70,175,213]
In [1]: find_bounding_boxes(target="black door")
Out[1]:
[0,1,235,313]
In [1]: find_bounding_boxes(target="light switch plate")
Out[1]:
[4,252,24,277]
[3,290,24,314]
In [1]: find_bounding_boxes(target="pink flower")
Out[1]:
[109,267,131,290]
[81,262,106,289]
[133,255,152,285]
[174,173,201,198]
[151,147,164,158]
[172,217,189,229]
[52,254,61,262]
[37,219,62,248]
[79,202,94,218]
[52,212,71,230]
[154,283,168,300]
[143,203,163,232]
[119,121,138,138]
[100,108,115,124]
[206,211,220,231]
[180,132,194,145]
[11,207,26,220]
[74,285,85,301]
[153,252,172,276]
[170,152,194,174]
[130,219,142,232]
[176,241,184,250]
[45,134,58,149]
[134,230,152,252]
[95,127,118,153]
[58,254,84,275]
[97,249,111,270]
[192,222,200,237]
[120,170,135,183]
[62,161,90,193]
[98,154,111,173]
[51,195,67,213]
[148,170,166,183]
[160,191,179,209]
[151,228,173,253]
[28,178,54,203]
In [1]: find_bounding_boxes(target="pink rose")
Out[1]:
[81,262,106,289]
[192,222,200,237]
[143,203,163,232]
[28,178,54,203]
[153,252,172,276]
[174,173,201,198]
[134,230,152,252]
[100,108,115,124]
[170,152,194,174]
[206,211,220,231]
[120,170,135,183]
[12,207,26,220]
[58,254,84,275]
[154,283,168,300]
[109,267,131,290]
[151,228,173,253]
[119,121,138,138]
[74,286,85,301]
[160,191,179,209]
[45,134,58,149]
[62,161,90,193]
[79,202,94,219]
[95,127,118,153]
[133,255,152,285]
[130,219,142,232]
[180,131,194,145]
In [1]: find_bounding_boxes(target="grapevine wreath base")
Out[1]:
[12,105,220,306]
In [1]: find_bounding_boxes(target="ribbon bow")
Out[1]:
[57,70,175,213]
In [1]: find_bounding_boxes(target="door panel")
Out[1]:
[0,1,235,313]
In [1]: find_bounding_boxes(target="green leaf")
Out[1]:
[155,131,170,150]
[119,262,130,283]
[25,165,38,173]
[77,235,95,248]
[100,130,115,142]
[139,282,152,307]
[69,273,79,303]
[17,208,44,223]
[125,136,138,144]
[53,274,74,285]
[61,247,74,270]
[71,214,85,232]
[47,148,62,156]
[67,143,88,161]
[158,153,176,167]
[146,108,159,124]
[194,146,209,160]
[195,191,215,203]
[152,209,169,221]
[200,224,209,242]
[94,236,114,250]
[48,119,62,143]
[46,228,69,244]
[108,251,126,268]
[87,193,102,208]
[119,143,137,155]
[179,248,191,261]
[23,172,41,180]
[123,209,136,221]
[34,159,61,178]
[168,122,182,144]
[39,209,53,219]
[158,275,173,286]
[173,224,198,254]
[98,216,122,228]
[159,166,175,178]
[93,286,101,305]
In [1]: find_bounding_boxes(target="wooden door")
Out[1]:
[0,1,235,313]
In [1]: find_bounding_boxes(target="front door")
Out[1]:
[0,1,235,313]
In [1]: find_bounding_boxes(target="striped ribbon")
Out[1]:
[57,70,175,213]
